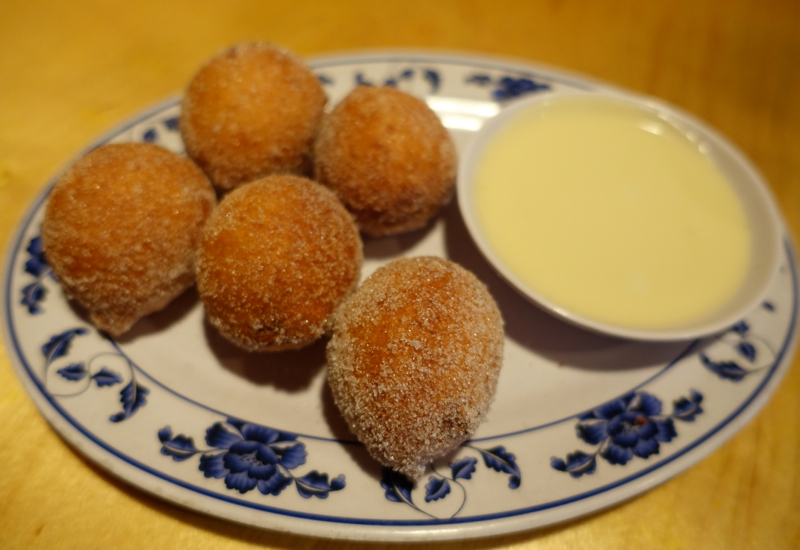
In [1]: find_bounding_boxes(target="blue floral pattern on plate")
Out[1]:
[318,67,442,94]
[465,73,550,100]
[20,236,52,314]
[700,312,777,381]
[159,419,345,499]
[42,328,149,422]
[551,390,704,478]
[380,444,521,519]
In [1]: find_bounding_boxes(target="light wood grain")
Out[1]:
[1,1,799,548]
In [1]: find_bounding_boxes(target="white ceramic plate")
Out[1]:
[2,52,797,542]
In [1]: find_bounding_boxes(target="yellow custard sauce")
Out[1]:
[474,95,752,331]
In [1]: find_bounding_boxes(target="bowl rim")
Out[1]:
[456,88,784,342]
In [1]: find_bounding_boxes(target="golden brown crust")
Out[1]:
[327,256,504,479]
[41,142,217,335]
[180,42,327,191]
[314,86,456,236]
[197,175,363,351]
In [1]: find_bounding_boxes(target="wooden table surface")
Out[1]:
[1,1,799,548]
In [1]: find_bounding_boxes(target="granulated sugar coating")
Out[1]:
[42,142,216,335]
[314,85,456,236]
[327,256,504,480]
[197,175,362,352]
[180,42,327,191]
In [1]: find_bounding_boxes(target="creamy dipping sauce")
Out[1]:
[474,95,751,330]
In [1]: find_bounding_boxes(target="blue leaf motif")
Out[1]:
[21,282,47,314]
[330,474,346,491]
[42,329,88,364]
[21,236,53,314]
[465,73,492,85]
[450,456,478,480]
[295,471,346,499]
[731,320,750,335]
[355,72,372,86]
[158,426,172,442]
[492,76,550,100]
[672,390,704,421]
[424,476,451,502]
[57,362,87,381]
[380,468,414,504]
[24,237,49,276]
[164,116,180,130]
[160,433,200,461]
[109,382,149,422]
[142,128,157,142]
[24,257,47,277]
[480,446,521,488]
[737,341,757,362]
[92,367,122,387]
[551,450,596,478]
[566,451,597,476]
[700,353,748,381]
[423,69,441,93]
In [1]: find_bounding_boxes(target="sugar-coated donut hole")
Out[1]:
[314,85,457,236]
[42,142,217,336]
[327,256,504,479]
[181,42,327,191]
[197,175,363,352]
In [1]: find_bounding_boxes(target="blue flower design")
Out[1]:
[24,236,48,277]
[56,363,122,387]
[21,236,53,314]
[137,114,181,146]
[700,314,776,381]
[551,390,703,478]
[381,468,415,505]
[109,381,149,423]
[466,73,550,101]
[476,446,521,488]
[43,330,148,422]
[379,444,521,519]
[350,67,442,94]
[159,419,345,499]
[700,354,748,381]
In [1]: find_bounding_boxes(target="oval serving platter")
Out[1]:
[2,52,797,542]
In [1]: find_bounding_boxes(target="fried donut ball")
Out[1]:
[314,85,457,236]
[327,256,504,479]
[42,142,216,335]
[180,42,327,191]
[197,175,362,351]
